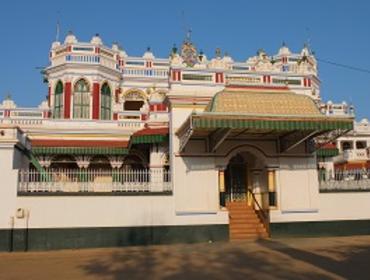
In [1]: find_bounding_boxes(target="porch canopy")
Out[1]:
[31,139,130,155]
[176,88,353,153]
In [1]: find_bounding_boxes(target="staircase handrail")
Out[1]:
[247,189,270,237]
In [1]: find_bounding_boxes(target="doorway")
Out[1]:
[225,154,248,202]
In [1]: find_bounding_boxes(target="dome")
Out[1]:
[300,44,310,56]
[90,33,103,45]
[278,42,291,56]
[360,118,369,124]
[119,49,128,58]
[64,31,78,44]
[112,42,119,51]
[223,54,234,64]
[143,47,155,59]
[51,41,61,49]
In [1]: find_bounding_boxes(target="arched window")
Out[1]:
[124,90,145,111]
[73,79,90,119]
[54,81,64,119]
[100,83,111,120]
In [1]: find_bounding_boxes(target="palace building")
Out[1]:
[0,32,369,251]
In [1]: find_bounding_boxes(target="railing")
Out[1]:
[343,149,369,161]
[319,169,370,192]
[122,68,168,78]
[247,189,270,237]
[18,168,171,194]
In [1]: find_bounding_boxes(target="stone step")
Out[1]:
[229,216,261,222]
[230,233,268,240]
[230,223,266,230]
[227,203,268,241]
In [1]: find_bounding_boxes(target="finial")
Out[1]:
[172,43,177,54]
[95,33,100,37]
[282,41,286,47]
[198,49,204,61]
[186,29,192,42]
[67,30,73,35]
[257,48,265,55]
[147,46,151,52]
[215,48,221,58]
[5,93,11,100]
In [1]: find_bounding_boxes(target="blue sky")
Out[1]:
[0,0,369,119]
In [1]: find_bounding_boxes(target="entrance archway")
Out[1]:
[223,151,267,206]
[225,154,247,202]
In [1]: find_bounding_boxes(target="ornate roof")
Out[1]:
[206,88,322,117]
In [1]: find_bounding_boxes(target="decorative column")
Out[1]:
[37,155,52,169]
[251,169,263,209]
[267,169,277,207]
[219,168,226,208]
[64,81,72,119]
[75,156,91,189]
[92,82,100,120]
[75,156,91,169]
[149,143,167,192]
[109,156,124,185]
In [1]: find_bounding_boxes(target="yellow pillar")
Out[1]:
[219,169,225,192]
[219,169,226,207]
[267,169,277,207]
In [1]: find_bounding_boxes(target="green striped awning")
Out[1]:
[130,134,168,145]
[32,147,129,155]
[316,148,339,157]
[191,116,353,131]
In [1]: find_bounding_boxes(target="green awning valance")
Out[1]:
[32,147,129,155]
[130,134,168,145]
[316,148,339,157]
[192,117,353,131]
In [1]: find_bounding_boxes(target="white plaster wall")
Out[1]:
[318,192,370,220]
[11,195,228,229]
[0,147,18,229]
[271,155,370,223]
[271,191,370,223]
[173,157,219,213]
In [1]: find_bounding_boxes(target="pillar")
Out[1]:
[219,168,226,208]
[109,156,124,185]
[267,169,277,207]
[92,82,100,120]
[149,143,166,192]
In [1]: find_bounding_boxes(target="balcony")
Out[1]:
[333,149,370,163]
[319,169,370,192]
[18,168,172,195]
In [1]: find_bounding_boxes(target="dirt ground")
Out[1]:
[0,235,370,280]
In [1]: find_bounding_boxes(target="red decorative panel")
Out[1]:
[92,83,100,120]
[64,82,71,119]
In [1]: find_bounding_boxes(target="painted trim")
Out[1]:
[32,147,129,155]
[0,224,228,252]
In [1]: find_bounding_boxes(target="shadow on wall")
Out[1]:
[79,238,370,280]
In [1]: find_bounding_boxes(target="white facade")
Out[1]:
[0,33,369,251]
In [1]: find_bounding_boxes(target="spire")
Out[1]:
[186,29,192,42]
[55,20,60,42]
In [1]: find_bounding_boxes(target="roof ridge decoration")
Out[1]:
[181,30,198,67]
